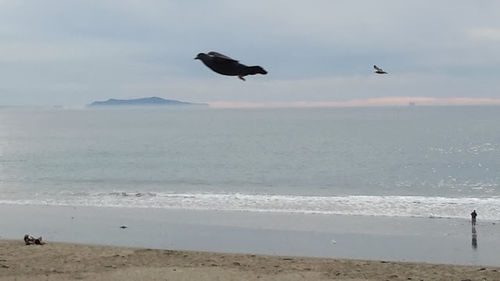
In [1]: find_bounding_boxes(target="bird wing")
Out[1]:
[373,65,383,71]
[208,52,239,63]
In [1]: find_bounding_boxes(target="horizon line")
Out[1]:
[207,97,500,108]
[2,97,500,109]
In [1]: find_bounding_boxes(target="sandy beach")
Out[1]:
[2,204,500,266]
[2,203,500,280]
[0,240,499,281]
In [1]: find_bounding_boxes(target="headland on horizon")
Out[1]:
[88,97,208,107]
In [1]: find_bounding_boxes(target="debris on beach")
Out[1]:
[23,234,46,245]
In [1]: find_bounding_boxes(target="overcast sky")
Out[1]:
[1,0,500,107]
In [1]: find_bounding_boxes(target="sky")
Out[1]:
[1,0,500,107]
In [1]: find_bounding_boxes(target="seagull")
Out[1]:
[373,65,387,74]
[195,51,267,81]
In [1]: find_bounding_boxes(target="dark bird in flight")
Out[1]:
[373,65,388,74]
[195,51,267,81]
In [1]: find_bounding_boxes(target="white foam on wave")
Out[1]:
[2,192,500,220]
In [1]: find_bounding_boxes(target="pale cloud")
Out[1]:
[1,1,500,106]
[113,73,500,107]
[468,28,500,42]
[0,41,152,62]
[208,97,500,108]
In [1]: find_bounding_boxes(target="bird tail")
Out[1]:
[246,66,267,75]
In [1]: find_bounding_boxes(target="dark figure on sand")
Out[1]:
[195,51,267,81]
[24,234,45,245]
[471,210,477,225]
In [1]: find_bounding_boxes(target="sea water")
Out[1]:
[1,106,499,220]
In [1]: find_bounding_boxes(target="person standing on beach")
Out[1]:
[471,210,477,225]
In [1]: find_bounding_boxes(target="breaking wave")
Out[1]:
[1,191,500,221]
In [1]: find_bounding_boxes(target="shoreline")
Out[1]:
[1,203,499,267]
[1,240,499,281]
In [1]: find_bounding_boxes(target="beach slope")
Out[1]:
[0,240,498,281]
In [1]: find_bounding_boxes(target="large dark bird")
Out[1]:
[195,51,267,81]
[373,65,388,74]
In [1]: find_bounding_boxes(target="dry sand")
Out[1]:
[0,240,499,281]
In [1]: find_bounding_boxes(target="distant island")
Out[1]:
[88,97,208,107]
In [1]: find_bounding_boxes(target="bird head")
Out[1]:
[256,66,267,75]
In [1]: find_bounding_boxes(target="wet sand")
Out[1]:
[1,240,499,281]
[1,204,500,269]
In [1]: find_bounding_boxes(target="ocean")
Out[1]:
[1,106,499,221]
